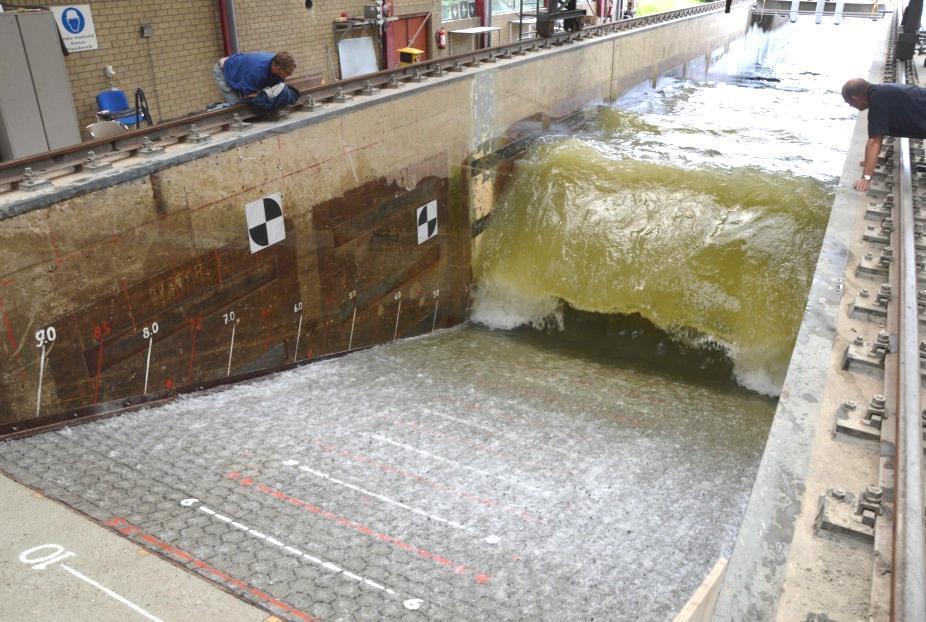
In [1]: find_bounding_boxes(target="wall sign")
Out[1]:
[416,200,438,245]
[245,193,286,254]
[50,5,99,53]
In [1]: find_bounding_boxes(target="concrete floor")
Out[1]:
[0,327,773,622]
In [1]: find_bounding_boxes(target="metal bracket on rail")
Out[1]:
[843,330,892,371]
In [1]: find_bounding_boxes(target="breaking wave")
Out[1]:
[472,133,831,396]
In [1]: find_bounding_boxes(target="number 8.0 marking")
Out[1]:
[35,327,57,348]
[142,322,159,340]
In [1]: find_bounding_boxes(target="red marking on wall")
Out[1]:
[49,235,65,266]
[186,316,202,384]
[120,279,138,333]
[92,341,105,403]
[213,252,223,287]
[260,306,272,352]
[0,300,19,355]
[310,438,543,525]
[165,378,174,390]
[104,517,319,621]
[226,471,492,584]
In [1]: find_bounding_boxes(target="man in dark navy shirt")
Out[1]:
[213,51,296,105]
[842,78,926,191]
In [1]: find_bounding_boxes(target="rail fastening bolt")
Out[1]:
[842,400,857,412]
[864,485,883,503]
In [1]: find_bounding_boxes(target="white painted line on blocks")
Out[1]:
[59,564,164,622]
[371,434,553,496]
[186,501,410,602]
[283,461,467,531]
[430,411,574,457]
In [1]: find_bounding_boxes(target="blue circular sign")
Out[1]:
[61,7,85,34]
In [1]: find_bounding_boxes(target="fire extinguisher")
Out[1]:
[436,27,448,50]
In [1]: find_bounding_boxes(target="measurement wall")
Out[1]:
[0,5,750,431]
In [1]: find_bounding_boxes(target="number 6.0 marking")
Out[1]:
[35,327,57,348]
[142,322,159,340]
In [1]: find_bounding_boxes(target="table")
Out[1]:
[507,17,537,42]
[448,26,501,55]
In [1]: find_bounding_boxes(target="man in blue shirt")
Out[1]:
[842,78,926,191]
[213,51,296,105]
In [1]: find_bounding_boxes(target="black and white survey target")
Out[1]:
[416,200,437,245]
[245,193,285,253]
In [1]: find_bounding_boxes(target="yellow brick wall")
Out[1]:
[234,0,384,83]
[11,1,225,133]
[7,0,582,133]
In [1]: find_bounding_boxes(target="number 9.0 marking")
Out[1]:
[35,327,57,348]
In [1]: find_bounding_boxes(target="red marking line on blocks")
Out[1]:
[310,437,544,525]
[104,517,319,621]
[226,471,493,585]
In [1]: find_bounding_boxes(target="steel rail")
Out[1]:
[0,0,743,192]
[892,52,926,622]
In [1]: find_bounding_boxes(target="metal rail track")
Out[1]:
[891,44,926,622]
[0,0,743,194]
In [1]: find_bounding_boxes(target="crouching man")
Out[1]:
[213,51,298,111]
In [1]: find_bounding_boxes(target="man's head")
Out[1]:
[271,52,296,79]
[842,78,871,110]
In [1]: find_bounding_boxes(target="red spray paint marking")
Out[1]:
[261,306,273,352]
[226,471,492,585]
[213,251,223,287]
[0,299,19,355]
[49,235,65,266]
[92,341,105,403]
[120,279,138,333]
[186,317,201,384]
[164,378,174,390]
[104,517,319,621]
[310,438,544,525]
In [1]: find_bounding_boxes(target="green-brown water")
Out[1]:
[474,20,882,396]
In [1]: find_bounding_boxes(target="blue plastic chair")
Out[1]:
[95,89,145,127]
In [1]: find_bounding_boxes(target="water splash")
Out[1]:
[473,136,831,396]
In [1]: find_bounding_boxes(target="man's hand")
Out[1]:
[855,135,883,193]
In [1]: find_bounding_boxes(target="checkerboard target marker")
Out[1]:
[417,200,438,245]
[245,193,285,253]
